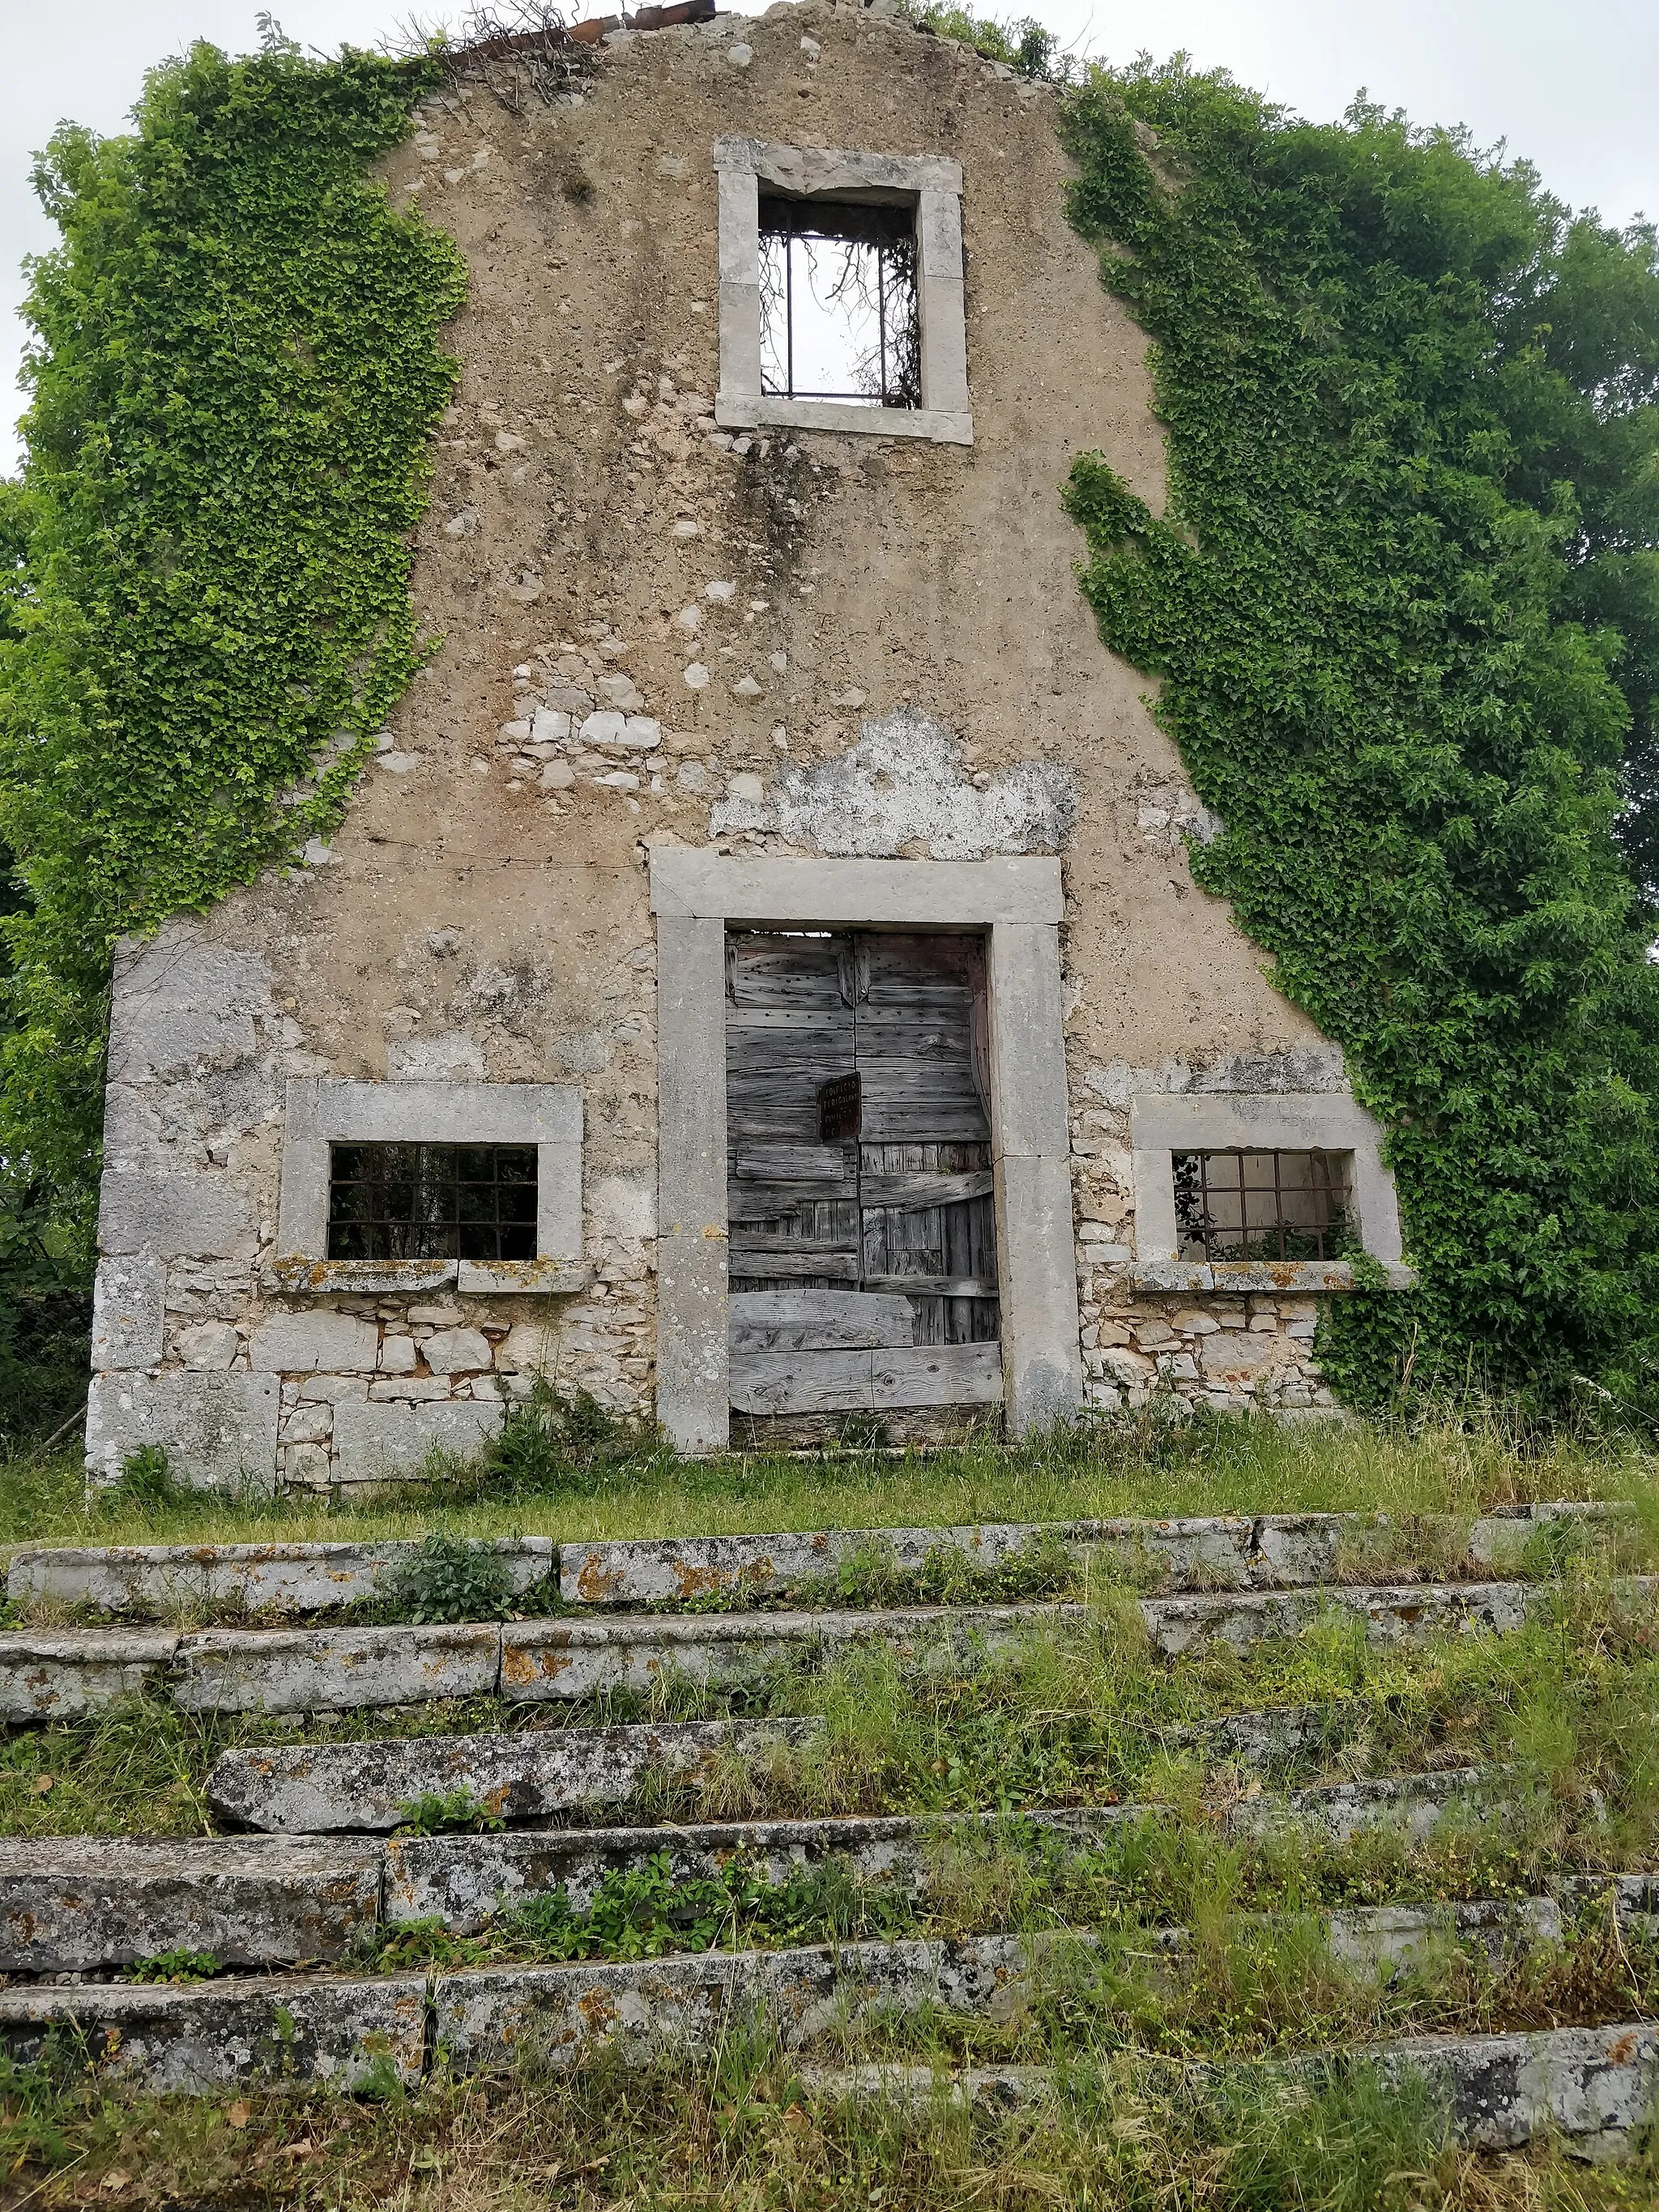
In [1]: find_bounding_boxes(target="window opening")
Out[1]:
[326,1143,538,1263]
[1173,1149,1350,1264]
[758,195,922,408]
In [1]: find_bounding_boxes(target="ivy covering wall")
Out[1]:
[1061,68,1659,1404]
[0,36,465,1239]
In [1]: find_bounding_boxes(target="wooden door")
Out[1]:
[727,930,1003,1421]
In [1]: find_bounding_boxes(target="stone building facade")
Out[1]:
[85,0,1410,1491]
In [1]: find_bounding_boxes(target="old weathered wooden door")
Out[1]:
[726,929,1003,1421]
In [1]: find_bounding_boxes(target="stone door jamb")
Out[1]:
[650,850,1084,1451]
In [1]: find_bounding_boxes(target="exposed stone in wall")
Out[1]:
[706,707,1079,858]
[1067,1049,1342,1417]
[89,917,657,1492]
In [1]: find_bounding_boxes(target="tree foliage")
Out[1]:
[0,36,466,1234]
[1061,66,1659,1404]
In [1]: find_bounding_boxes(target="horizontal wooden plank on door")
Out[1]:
[726,1008,851,1032]
[873,1341,1004,1408]
[727,1251,862,1281]
[859,1105,992,1144]
[729,1180,859,1221]
[731,1344,1004,1414]
[728,1288,915,1353]
[863,1275,999,1300]
[734,1143,859,1183]
[731,1347,875,1413]
[859,1169,996,1212]
[855,1012,977,1059]
[727,937,847,1009]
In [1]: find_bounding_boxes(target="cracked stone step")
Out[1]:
[8,1505,1625,1622]
[433,1902,1560,2074]
[6,1573,1648,1724]
[560,1503,1627,1606]
[496,1603,1085,1700]
[0,1629,180,1724]
[0,1972,428,2095]
[800,2020,1659,2158]
[390,1767,1516,1931]
[0,1904,1587,2092]
[0,1837,383,1975]
[173,1622,502,1714]
[207,1715,824,1833]
[0,1767,1516,1971]
[1140,1575,1657,1658]
[561,1517,1256,1603]
[6,1537,554,1617]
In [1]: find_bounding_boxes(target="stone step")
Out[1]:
[386,1767,1516,1931]
[0,1902,1563,2094]
[800,2020,1659,2159]
[6,1537,554,1618]
[12,1571,1644,1724]
[0,1971,429,2095]
[207,1715,822,1833]
[8,1504,1624,1622]
[1141,1575,1658,1659]
[560,1501,1626,1606]
[0,1836,382,1974]
[3,1765,1515,1975]
[3,1766,1515,1969]
[0,1605,1082,1722]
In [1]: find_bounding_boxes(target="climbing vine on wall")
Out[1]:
[1061,66,1659,1404]
[0,33,467,1225]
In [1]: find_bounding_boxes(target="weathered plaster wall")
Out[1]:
[89,0,1346,1487]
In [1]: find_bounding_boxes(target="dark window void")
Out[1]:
[758,194,921,408]
[1174,1149,1350,1264]
[326,1143,537,1263]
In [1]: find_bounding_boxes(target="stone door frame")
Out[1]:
[650,850,1083,1451]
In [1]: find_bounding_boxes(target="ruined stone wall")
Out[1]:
[89,0,1347,1487]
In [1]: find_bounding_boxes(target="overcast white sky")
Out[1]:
[3,0,1656,474]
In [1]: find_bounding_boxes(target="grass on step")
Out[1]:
[6,1401,1658,1561]
[8,1578,1659,1846]
[4,2021,1657,2211]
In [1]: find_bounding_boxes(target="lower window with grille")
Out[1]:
[326,1144,538,1262]
[1173,1149,1350,1264]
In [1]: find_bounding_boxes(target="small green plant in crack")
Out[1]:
[392,1788,505,1838]
[377,1532,515,1625]
[125,1948,220,1984]
[370,1916,488,1971]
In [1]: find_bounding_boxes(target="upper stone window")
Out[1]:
[716,137,971,446]
[758,196,922,409]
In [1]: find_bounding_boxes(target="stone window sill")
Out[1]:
[271,1258,593,1297]
[1129,1259,1418,1294]
[714,394,974,445]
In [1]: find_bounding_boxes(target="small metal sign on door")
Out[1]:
[817,1072,863,1143]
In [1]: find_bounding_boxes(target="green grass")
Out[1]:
[3,2028,1655,2211]
[5,1405,1657,1564]
[10,1580,1659,1858]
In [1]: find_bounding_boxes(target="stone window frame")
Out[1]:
[652,849,1081,1451]
[714,135,973,446]
[275,1079,586,1296]
[1128,1091,1412,1292]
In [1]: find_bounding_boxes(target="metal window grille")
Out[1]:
[758,194,922,408]
[326,1143,538,1263]
[1173,1149,1350,1264]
